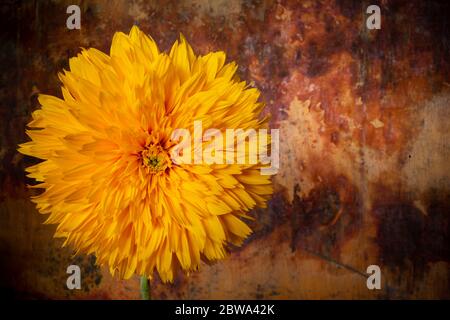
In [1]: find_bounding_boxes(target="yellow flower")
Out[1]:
[18,26,273,282]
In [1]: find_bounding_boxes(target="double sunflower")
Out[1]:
[19,26,273,282]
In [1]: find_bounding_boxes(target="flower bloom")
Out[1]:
[19,26,274,282]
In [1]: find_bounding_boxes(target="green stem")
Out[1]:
[140,276,151,300]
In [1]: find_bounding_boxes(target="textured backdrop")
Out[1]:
[0,0,449,299]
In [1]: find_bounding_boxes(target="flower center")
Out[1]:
[140,144,171,174]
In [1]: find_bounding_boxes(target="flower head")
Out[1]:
[19,26,274,282]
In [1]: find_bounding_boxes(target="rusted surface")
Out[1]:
[0,0,449,299]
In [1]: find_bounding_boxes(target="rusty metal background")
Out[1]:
[0,0,449,299]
